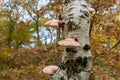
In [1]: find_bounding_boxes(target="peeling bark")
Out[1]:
[49,0,92,80]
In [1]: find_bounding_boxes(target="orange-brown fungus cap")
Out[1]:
[44,19,63,29]
[43,65,58,75]
[58,38,81,47]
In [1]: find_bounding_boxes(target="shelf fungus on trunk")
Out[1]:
[44,19,65,39]
[43,65,59,76]
[58,38,81,55]
[58,38,81,48]
[44,19,63,29]
[88,8,95,16]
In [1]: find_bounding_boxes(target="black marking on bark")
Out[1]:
[80,15,86,19]
[64,0,70,5]
[73,78,76,80]
[75,56,82,65]
[59,14,63,20]
[89,19,93,37]
[66,7,75,12]
[66,48,78,53]
[87,19,90,23]
[67,19,73,30]
[80,10,82,12]
[75,56,88,68]
[66,48,71,52]
[82,56,87,68]
[72,49,78,53]
[84,12,89,17]
[69,16,74,20]
[59,22,65,30]
[80,10,89,17]
[59,63,66,70]
[80,10,87,13]
[60,77,65,80]
[59,56,89,78]
[74,38,78,41]
[69,7,75,10]
[68,13,74,17]
[74,64,78,73]
[65,59,75,78]
[81,4,87,8]
[78,68,82,73]
[79,18,82,21]
[79,21,81,25]
[83,44,90,51]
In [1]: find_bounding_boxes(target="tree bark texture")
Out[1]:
[50,0,92,80]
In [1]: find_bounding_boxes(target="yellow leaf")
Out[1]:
[115,14,120,22]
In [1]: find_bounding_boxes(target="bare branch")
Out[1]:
[110,39,120,50]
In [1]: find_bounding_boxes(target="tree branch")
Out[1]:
[110,39,120,50]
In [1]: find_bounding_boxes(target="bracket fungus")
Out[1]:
[43,65,59,75]
[88,7,95,15]
[44,19,63,29]
[58,38,81,48]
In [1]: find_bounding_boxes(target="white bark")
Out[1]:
[49,0,92,80]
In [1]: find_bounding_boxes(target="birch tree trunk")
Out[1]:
[49,0,92,80]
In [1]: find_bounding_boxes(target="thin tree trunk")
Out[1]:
[35,17,41,45]
[36,21,40,42]
[50,0,92,80]
[7,23,14,48]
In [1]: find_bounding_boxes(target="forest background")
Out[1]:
[0,0,120,80]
